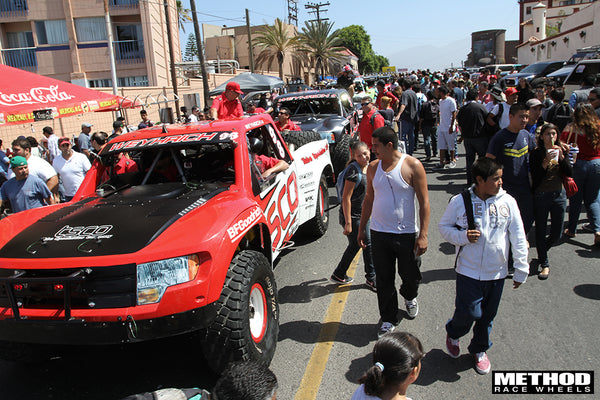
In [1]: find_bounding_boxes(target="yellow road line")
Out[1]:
[294,251,360,400]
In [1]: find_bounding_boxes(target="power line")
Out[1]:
[305,2,329,23]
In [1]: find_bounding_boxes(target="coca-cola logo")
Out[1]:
[0,85,75,107]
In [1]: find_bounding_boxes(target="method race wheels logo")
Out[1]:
[44,225,114,241]
[493,371,593,394]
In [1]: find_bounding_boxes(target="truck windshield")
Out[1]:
[277,97,341,116]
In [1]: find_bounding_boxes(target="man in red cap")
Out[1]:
[210,82,244,119]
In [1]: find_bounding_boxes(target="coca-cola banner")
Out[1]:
[0,64,135,126]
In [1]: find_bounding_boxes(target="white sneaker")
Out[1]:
[405,298,419,318]
[444,161,457,169]
[377,322,395,338]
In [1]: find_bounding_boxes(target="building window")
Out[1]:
[75,17,107,42]
[35,20,69,45]
[526,6,531,14]
[547,44,551,59]
[89,75,148,88]
[6,31,33,48]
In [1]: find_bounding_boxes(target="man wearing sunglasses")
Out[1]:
[358,97,385,149]
[274,107,300,132]
[52,137,91,202]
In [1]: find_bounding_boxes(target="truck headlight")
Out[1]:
[137,255,200,305]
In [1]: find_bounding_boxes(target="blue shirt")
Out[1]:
[0,150,9,177]
[78,132,91,151]
[0,175,52,213]
[486,128,536,194]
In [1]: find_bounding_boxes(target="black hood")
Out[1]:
[291,115,348,137]
[0,183,226,259]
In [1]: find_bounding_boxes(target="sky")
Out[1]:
[179,0,522,71]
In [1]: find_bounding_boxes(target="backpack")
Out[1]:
[370,111,393,128]
[453,189,475,269]
[483,103,503,137]
[548,102,573,132]
[420,101,438,124]
[335,161,361,203]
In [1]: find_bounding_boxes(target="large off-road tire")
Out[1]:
[304,174,329,237]
[332,133,351,175]
[283,130,322,152]
[202,250,278,372]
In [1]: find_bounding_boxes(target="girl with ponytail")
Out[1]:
[351,332,424,400]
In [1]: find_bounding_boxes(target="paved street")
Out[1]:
[0,146,598,400]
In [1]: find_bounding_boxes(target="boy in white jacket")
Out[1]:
[438,157,529,375]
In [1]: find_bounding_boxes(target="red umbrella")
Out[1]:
[0,64,137,126]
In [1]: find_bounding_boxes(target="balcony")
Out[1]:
[109,0,139,9]
[113,40,144,64]
[0,0,27,18]
[1,47,36,71]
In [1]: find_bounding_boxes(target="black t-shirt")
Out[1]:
[337,73,354,88]
[378,109,395,124]
[456,101,488,138]
[400,89,418,123]
[338,162,366,223]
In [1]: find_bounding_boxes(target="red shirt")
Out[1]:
[358,108,385,148]
[254,154,279,173]
[211,94,244,119]
[376,90,398,109]
[275,120,301,131]
[561,129,600,161]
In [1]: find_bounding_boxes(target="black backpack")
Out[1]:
[370,111,393,128]
[420,101,438,124]
[548,102,573,132]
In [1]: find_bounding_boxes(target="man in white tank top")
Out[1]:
[358,127,430,338]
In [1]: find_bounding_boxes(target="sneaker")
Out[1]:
[474,352,491,375]
[444,161,457,169]
[582,223,595,233]
[377,322,395,338]
[433,163,445,170]
[405,298,419,318]
[446,334,460,358]
[330,274,353,284]
[365,279,377,292]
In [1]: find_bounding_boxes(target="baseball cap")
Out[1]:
[505,87,518,96]
[81,122,93,128]
[58,137,71,146]
[526,98,543,108]
[10,156,27,168]
[344,65,352,71]
[225,81,244,94]
[489,86,504,101]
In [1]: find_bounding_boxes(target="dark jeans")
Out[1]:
[400,120,416,155]
[506,188,534,234]
[421,124,437,157]
[333,219,375,281]
[446,273,504,354]
[534,190,567,268]
[463,137,489,186]
[371,230,422,325]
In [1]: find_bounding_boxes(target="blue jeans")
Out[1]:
[421,124,437,157]
[534,190,567,268]
[400,120,416,155]
[505,188,534,234]
[463,137,489,186]
[567,158,600,234]
[371,231,422,324]
[446,274,504,354]
[333,218,375,281]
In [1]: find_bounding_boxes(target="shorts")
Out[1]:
[438,127,457,151]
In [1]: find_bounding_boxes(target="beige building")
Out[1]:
[517,0,600,64]
[0,0,181,87]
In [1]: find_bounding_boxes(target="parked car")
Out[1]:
[274,88,360,174]
[0,115,333,371]
[563,59,600,99]
[501,61,565,87]
[545,65,577,87]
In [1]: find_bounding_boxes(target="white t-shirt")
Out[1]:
[53,151,91,197]
[47,134,60,163]
[350,384,412,400]
[491,102,511,130]
[7,155,57,182]
[189,114,199,122]
[439,96,457,131]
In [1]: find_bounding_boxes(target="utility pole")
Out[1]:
[287,0,298,26]
[103,0,120,117]
[190,0,210,107]
[305,2,330,23]
[245,9,254,73]
[163,0,181,121]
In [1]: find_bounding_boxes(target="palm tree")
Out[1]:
[176,0,192,33]
[253,18,301,80]
[298,21,344,82]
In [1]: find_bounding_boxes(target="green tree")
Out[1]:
[176,0,192,33]
[297,20,344,81]
[184,33,198,62]
[253,18,301,80]
[374,54,390,72]
[337,25,386,74]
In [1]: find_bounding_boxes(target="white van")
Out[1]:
[563,59,600,98]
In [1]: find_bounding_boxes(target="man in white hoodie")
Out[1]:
[438,157,529,375]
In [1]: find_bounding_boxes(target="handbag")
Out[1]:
[562,127,578,198]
